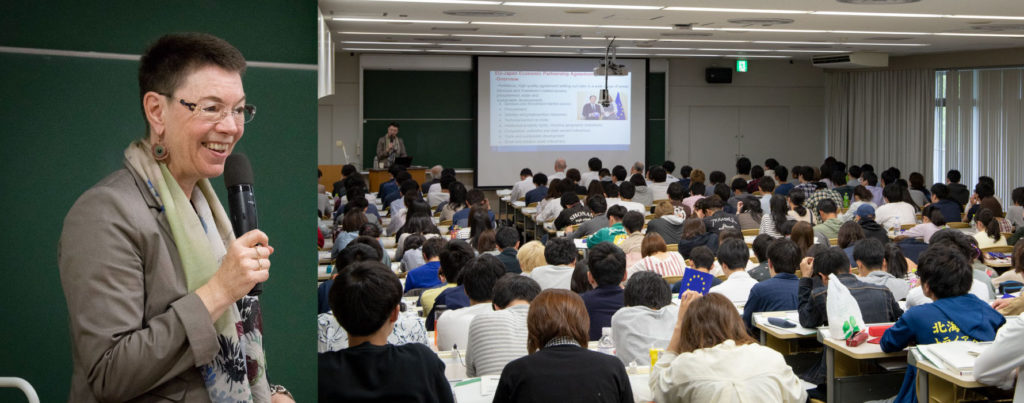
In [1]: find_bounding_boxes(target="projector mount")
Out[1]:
[595,36,627,107]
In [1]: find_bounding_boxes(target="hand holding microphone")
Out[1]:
[225,153,268,296]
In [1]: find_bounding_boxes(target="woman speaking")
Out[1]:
[58,33,290,402]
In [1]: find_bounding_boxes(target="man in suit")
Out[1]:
[581,95,602,120]
[376,122,407,168]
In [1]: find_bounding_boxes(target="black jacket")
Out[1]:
[797,273,904,329]
[677,232,719,258]
[497,247,522,274]
[859,219,891,245]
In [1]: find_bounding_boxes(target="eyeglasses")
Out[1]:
[162,94,256,124]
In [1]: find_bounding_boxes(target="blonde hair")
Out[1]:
[517,240,547,273]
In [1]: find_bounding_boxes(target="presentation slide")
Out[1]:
[477,57,647,188]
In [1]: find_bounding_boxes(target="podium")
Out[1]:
[369,166,426,191]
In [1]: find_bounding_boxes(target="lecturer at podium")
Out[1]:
[376,122,407,168]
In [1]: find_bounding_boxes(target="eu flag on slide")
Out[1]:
[614,92,626,120]
[679,269,715,297]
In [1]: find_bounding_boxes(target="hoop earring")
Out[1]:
[152,142,168,161]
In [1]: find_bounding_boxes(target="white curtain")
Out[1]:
[825,69,935,181]
[942,67,1024,206]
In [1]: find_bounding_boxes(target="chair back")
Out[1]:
[947,222,970,229]
[900,223,916,230]
[662,275,683,284]
[828,238,838,246]
[666,244,679,252]
[741,229,759,236]
[982,245,1015,254]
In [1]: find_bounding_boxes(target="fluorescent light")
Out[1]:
[340,48,425,52]
[332,17,468,24]
[505,51,578,54]
[453,34,546,38]
[581,37,655,41]
[366,0,500,3]
[339,31,446,36]
[727,55,790,58]
[652,53,791,59]
[471,21,595,28]
[503,2,662,10]
[437,43,525,47]
[753,41,839,45]
[779,50,847,53]
[840,42,930,47]
[934,32,1024,38]
[619,46,694,50]
[426,49,503,53]
[341,41,424,45]
[659,39,749,43]
[664,7,807,14]
[697,48,772,52]
[598,25,672,30]
[830,30,929,35]
[530,45,605,48]
[946,15,1024,21]
[692,27,827,33]
[811,11,940,18]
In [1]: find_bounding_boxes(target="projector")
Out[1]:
[594,63,628,76]
[599,89,611,107]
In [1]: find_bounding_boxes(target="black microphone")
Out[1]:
[224,153,262,296]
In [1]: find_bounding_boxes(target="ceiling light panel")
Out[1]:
[502,2,662,10]
[340,31,446,36]
[454,34,546,38]
[663,7,807,14]
[437,43,525,46]
[365,0,501,3]
[332,17,468,24]
[340,48,426,52]
[341,41,425,45]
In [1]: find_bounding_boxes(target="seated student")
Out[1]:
[630,173,655,207]
[786,188,812,224]
[581,242,628,341]
[611,181,647,214]
[973,207,1009,248]
[628,233,687,279]
[528,237,578,290]
[436,255,505,351]
[742,239,801,333]
[465,275,542,377]
[524,173,548,206]
[534,179,564,223]
[331,208,368,261]
[773,165,794,196]
[516,240,547,275]
[318,269,428,353]
[726,177,750,213]
[438,181,466,222]
[377,165,404,203]
[853,204,890,245]
[612,272,678,366]
[422,165,443,194]
[566,168,588,195]
[747,234,775,282]
[319,261,454,402]
[860,171,884,206]
[398,234,428,274]
[880,246,1005,403]
[875,184,918,230]
[736,195,764,231]
[427,174,454,208]
[572,195,610,239]
[394,200,441,253]
[670,245,724,294]
[648,165,672,201]
[617,211,646,268]
[509,168,535,202]
[494,226,523,274]
[586,205,627,248]
[898,204,944,244]
[678,217,719,258]
[812,199,843,240]
[667,182,691,218]
[708,239,758,305]
[647,200,686,244]
[682,181,706,213]
[650,292,807,403]
[553,192,591,231]
[926,183,962,223]
[404,237,448,292]
[906,230,995,307]
[420,240,475,329]
[760,194,792,239]
[382,171,413,210]
[699,195,740,234]
[806,179,845,224]
[453,189,494,229]
[677,165,693,189]
[758,176,776,208]
[705,171,726,197]
[797,247,903,330]
[854,239,909,300]
[1009,186,1024,230]
[581,157,602,188]
[494,289,633,403]
[964,181,1003,224]
[319,243,383,315]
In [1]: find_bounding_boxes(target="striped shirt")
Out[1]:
[465,304,530,377]
[627,253,688,279]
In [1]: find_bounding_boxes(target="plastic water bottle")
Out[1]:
[843,193,850,208]
[597,327,615,355]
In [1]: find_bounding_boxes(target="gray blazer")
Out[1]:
[59,163,218,402]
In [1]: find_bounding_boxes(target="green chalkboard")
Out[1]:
[0,4,316,402]
[363,70,476,168]
[647,72,667,165]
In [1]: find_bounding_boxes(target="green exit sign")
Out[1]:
[736,59,748,72]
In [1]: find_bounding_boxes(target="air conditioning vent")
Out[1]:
[443,10,514,17]
[727,18,794,26]
[812,52,888,68]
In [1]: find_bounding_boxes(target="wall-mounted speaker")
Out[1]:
[705,67,733,84]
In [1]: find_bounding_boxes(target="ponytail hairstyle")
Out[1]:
[883,242,909,279]
[769,194,790,235]
[788,188,808,217]
[976,208,1002,242]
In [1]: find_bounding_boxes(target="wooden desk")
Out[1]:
[368,167,427,190]
[817,326,907,403]
[753,311,818,355]
[908,348,994,403]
